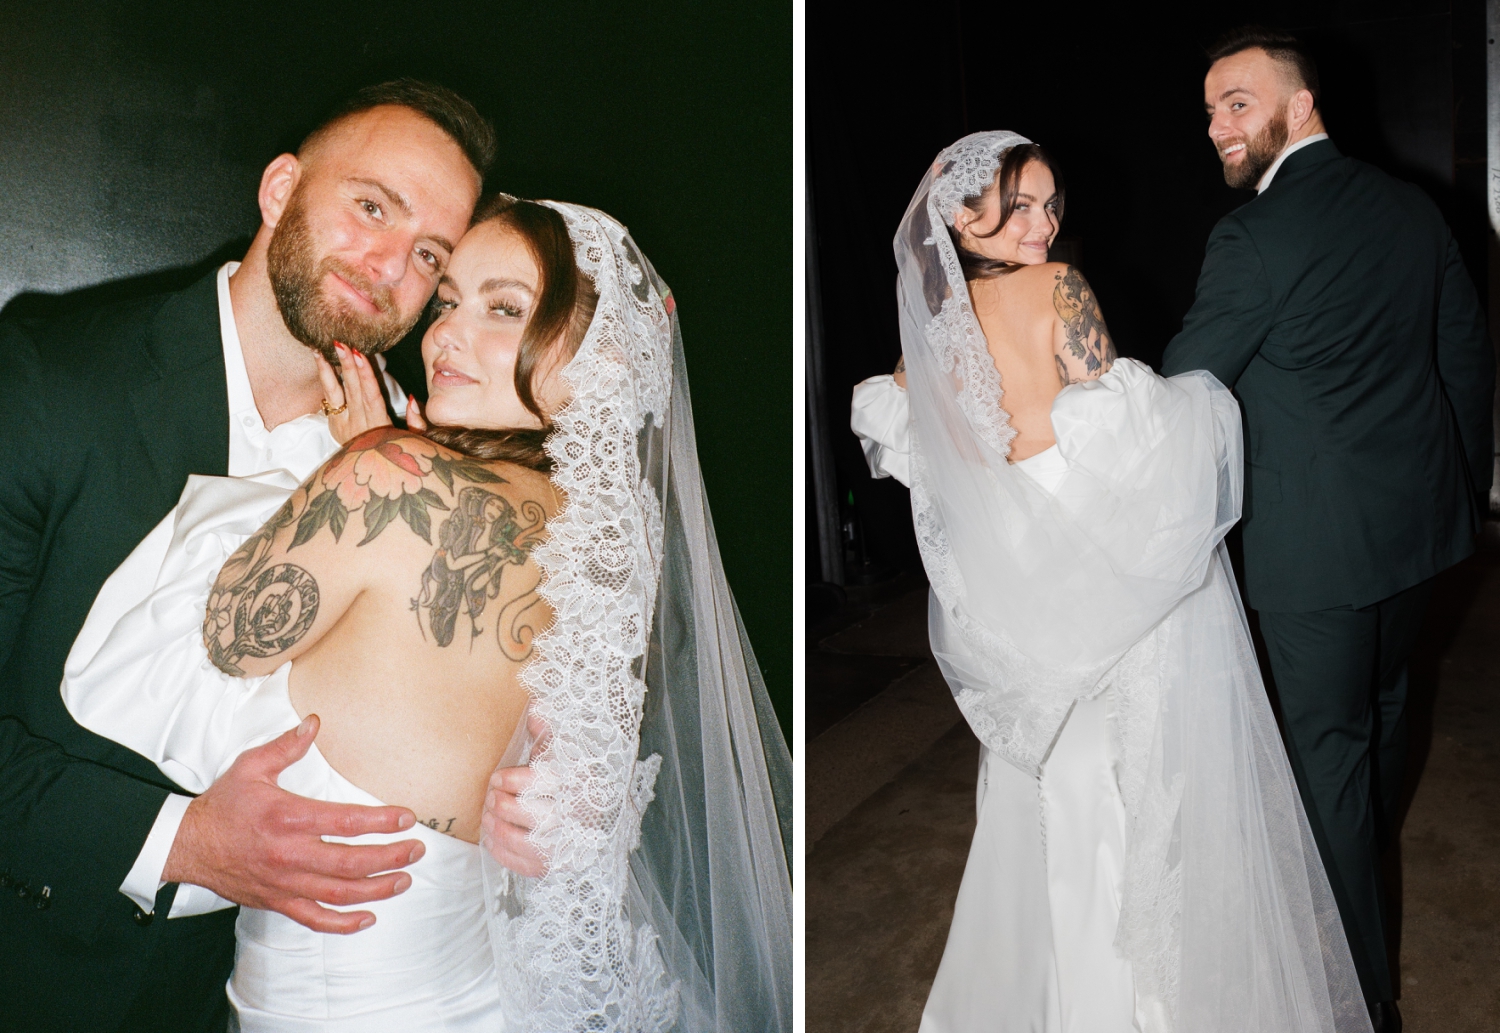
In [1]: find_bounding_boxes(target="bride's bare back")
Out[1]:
[204,427,559,842]
[970,262,1117,460]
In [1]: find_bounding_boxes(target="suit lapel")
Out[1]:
[129,271,230,499]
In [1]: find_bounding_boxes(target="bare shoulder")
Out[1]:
[1020,260,1073,283]
[1004,262,1073,309]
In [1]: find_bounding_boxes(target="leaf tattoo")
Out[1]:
[290,433,500,549]
[1052,266,1116,385]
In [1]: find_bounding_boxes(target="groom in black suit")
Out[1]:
[1161,28,1494,1032]
[0,81,487,1031]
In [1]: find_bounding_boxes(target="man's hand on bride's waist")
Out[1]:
[161,714,424,935]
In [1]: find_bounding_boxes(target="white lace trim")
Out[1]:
[491,203,679,1033]
[928,130,1032,225]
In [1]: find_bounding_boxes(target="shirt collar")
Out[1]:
[1257,133,1330,193]
[216,262,258,422]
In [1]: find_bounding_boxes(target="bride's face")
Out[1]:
[953,160,1059,265]
[421,220,567,431]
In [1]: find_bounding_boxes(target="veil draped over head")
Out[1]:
[895,133,1372,1032]
[481,202,792,1033]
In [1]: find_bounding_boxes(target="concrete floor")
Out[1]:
[806,528,1500,1032]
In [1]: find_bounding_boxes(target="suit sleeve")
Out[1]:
[1432,233,1495,500]
[1160,215,1276,386]
[0,320,172,938]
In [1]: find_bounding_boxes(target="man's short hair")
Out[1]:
[301,78,497,180]
[1207,26,1321,108]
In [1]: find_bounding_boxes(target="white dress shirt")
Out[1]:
[1256,132,1330,193]
[115,262,407,916]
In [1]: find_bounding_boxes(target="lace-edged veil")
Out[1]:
[480,202,792,1032]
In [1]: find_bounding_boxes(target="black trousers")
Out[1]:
[1257,577,1432,1007]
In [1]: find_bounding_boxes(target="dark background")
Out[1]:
[807,0,1491,597]
[0,0,791,734]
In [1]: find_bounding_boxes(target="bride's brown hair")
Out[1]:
[948,144,1066,281]
[423,195,600,471]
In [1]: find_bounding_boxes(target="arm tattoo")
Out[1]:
[419,817,459,835]
[412,487,548,659]
[205,499,320,676]
[894,356,905,374]
[1052,266,1116,383]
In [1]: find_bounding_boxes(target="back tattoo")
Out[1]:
[204,431,549,675]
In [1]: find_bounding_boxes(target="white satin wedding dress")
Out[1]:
[855,371,1149,1033]
[63,471,509,1032]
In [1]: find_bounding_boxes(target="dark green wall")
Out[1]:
[0,0,792,735]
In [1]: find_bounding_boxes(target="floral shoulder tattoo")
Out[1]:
[204,429,549,675]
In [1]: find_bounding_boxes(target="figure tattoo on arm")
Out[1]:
[1052,266,1116,385]
[413,487,548,659]
[204,498,320,676]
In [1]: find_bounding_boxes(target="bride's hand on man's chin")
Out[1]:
[161,715,426,934]
[315,342,394,445]
[481,713,551,879]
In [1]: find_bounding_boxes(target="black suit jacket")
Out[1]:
[0,271,238,1031]
[1161,140,1493,612]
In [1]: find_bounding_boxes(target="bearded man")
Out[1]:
[0,80,487,1032]
[1161,27,1493,1033]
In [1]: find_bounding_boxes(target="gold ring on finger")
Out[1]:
[320,398,348,417]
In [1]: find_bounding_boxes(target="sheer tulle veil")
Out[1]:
[479,202,792,1032]
[896,132,1373,1032]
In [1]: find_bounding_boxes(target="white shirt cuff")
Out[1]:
[167,879,236,918]
[119,793,192,914]
[119,793,239,918]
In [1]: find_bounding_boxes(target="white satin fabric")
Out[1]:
[853,400,1141,1030]
[850,372,912,485]
[920,695,1138,1033]
[62,473,507,1031]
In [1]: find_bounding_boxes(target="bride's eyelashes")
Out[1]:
[429,292,527,319]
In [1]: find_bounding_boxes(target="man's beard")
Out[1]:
[1219,110,1289,189]
[266,192,416,363]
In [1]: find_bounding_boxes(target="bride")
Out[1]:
[63,196,791,1031]
[851,131,1372,1032]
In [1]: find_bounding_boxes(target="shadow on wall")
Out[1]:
[0,240,248,322]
